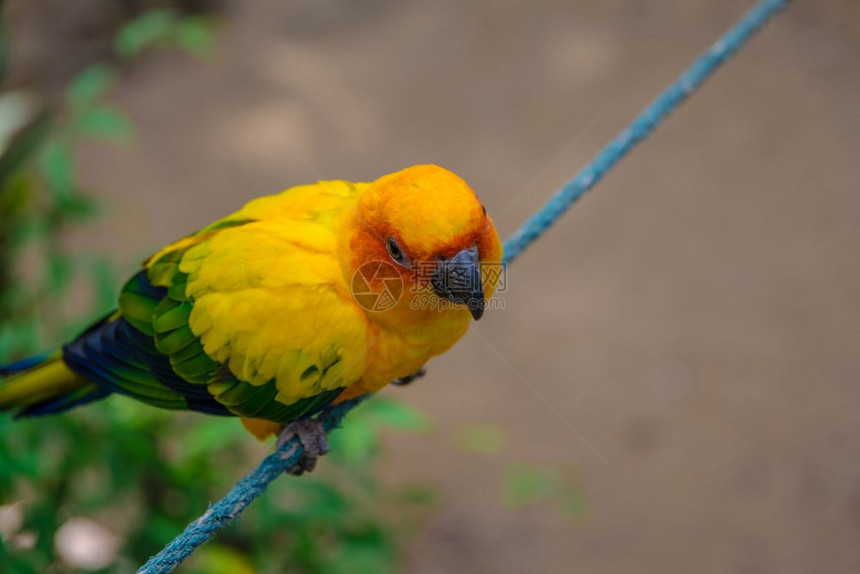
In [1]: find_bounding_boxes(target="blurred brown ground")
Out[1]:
[11,0,860,572]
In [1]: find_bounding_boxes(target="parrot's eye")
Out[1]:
[386,237,409,267]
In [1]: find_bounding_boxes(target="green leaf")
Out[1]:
[183,418,248,459]
[144,512,184,547]
[328,419,378,465]
[454,423,506,454]
[38,140,75,200]
[501,464,554,508]
[57,193,99,220]
[74,105,134,142]
[66,65,117,108]
[173,18,217,58]
[1,313,40,355]
[7,215,47,249]
[47,249,74,292]
[363,398,431,432]
[115,10,176,59]
[293,480,349,521]
[329,527,395,574]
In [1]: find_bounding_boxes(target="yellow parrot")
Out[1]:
[0,164,503,472]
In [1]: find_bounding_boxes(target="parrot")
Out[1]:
[0,164,503,473]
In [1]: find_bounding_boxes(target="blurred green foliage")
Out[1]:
[454,422,588,522]
[0,395,435,573]
[0,10,432,574]
[0,7,588,573]
[115,9,217,60]
[501,463,588,521]
[454,422,506,455]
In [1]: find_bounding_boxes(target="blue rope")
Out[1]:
[136,398,367,574]
[137,1,791,572]
[503,0,792,264]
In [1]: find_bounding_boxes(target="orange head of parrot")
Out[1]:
[347,164,503,325]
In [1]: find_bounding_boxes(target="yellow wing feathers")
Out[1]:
[145,181,371,406]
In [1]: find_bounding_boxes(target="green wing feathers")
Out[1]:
[114,214,360,421]
[2,197,368,424]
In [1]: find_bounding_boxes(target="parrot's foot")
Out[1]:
[392,368,426,386]
[277,418,329,476]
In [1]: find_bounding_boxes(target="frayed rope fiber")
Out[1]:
[137,1,792,572]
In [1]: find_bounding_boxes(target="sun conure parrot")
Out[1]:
[0,164,502,472]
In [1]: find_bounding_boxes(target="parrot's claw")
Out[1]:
[277,418,329,476]
[392,368,426,386]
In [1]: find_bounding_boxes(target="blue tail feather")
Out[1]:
[0,354,53,376]
[1,353,110,417]
[16,385,110,418]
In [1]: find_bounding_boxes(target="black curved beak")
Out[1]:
[431,245,485,320]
